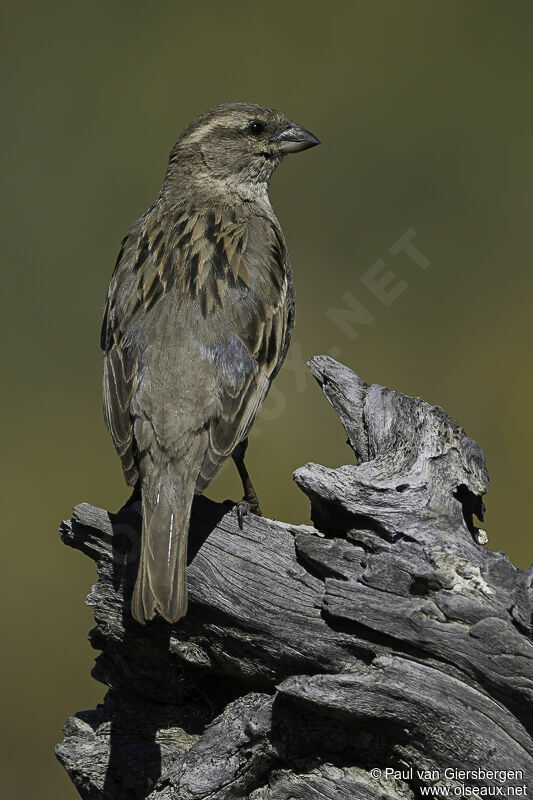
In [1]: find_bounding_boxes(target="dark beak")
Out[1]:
[275,123,320,153]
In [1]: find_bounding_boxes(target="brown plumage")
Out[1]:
[101,103,319,623]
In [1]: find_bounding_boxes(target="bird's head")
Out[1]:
[163,103,320,202]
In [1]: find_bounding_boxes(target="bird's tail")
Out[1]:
[131,475,194,624]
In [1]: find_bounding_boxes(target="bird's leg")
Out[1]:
[232,438,262,528]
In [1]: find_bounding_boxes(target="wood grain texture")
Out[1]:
[56,357,533,798]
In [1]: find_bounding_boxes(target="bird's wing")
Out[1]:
[197,212,293,488]
[101,205,291,488]
[100,207,184,485]
[101,234,141,486]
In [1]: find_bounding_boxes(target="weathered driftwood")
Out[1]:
[56,356,533,799]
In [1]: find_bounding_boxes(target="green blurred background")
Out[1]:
[2,1,532,796]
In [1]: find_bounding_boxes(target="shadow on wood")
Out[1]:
[56,357,533,798]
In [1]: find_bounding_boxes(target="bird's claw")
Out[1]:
[236,500,249,529]
[234,498,262,529]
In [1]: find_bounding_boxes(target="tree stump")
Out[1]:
[56,356,533,799]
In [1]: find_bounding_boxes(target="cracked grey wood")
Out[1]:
[56,356,533,798]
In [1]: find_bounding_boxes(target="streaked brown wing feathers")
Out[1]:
[103,343,139,485]
[102,205,290,490]
[199,218,290,486]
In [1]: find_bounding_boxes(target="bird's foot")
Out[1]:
[235,497,262,530]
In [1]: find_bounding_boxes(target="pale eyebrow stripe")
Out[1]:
[180,118,236,145]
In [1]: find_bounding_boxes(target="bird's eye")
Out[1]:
[247,120,265,136]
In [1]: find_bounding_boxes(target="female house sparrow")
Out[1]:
[101,103,319,624]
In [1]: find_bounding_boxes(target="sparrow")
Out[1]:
[100,102,319,624]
